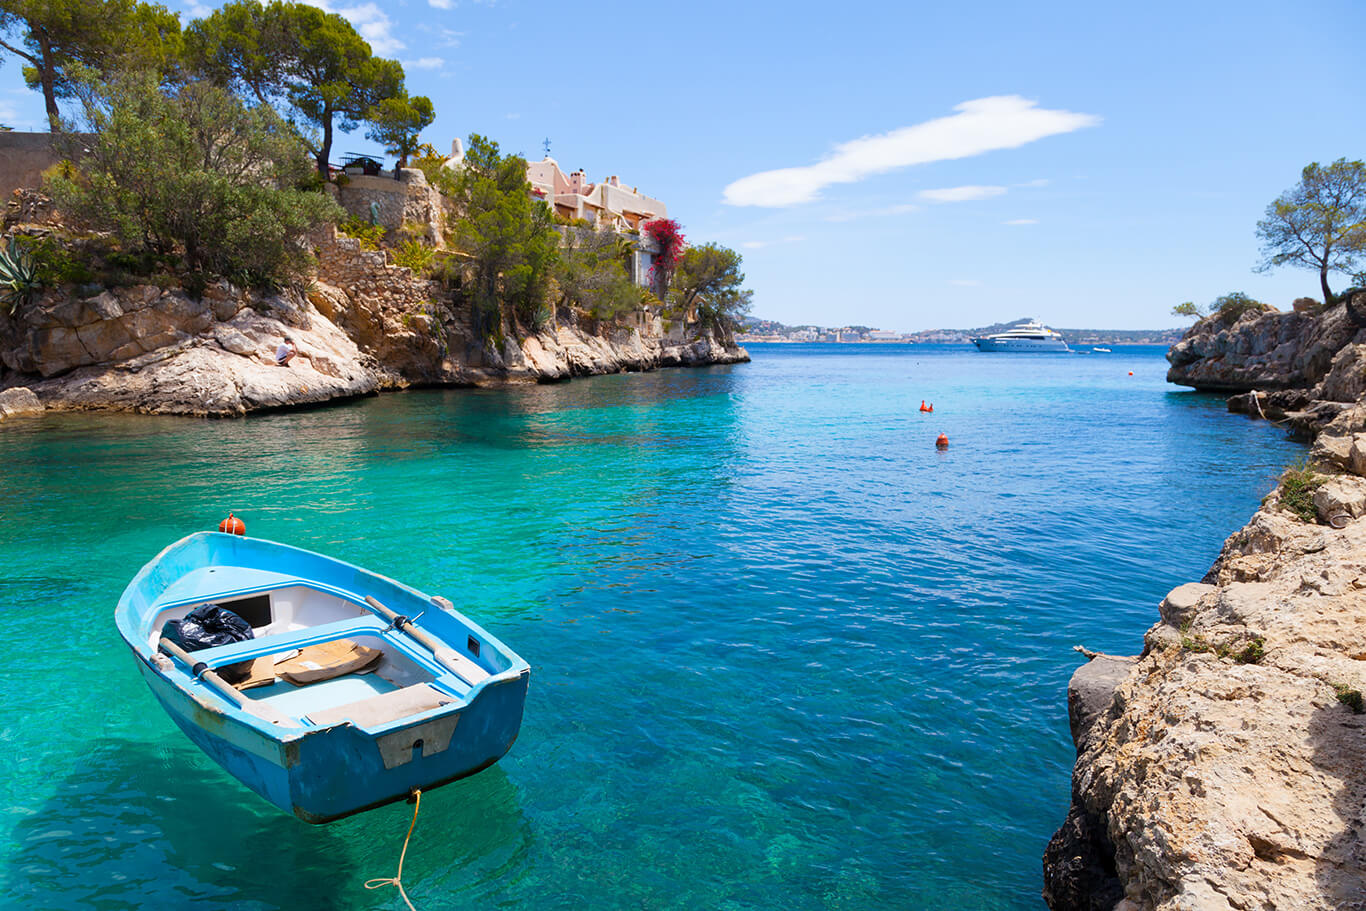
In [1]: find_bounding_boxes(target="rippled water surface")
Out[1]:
[0,344,1303,909]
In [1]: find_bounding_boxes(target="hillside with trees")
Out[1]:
[0,0,751,415]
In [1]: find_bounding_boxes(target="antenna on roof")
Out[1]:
[542,137,552,157]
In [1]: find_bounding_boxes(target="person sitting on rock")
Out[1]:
[275,336,297,367]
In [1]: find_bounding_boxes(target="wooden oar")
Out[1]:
[364,595,489,686]
[158,638,296,727]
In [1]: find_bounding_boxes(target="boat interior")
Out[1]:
[145,565,494,730]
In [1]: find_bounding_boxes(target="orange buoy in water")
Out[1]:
[927,403,934,413]
[919,400,928,412]
[935,433,949,450]
[1128,371,1134,376]
[218,512,245,536]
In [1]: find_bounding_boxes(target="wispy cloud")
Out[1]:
[306,1,403,55]
[1016,178,1049,188]
[825,203,919,223]
[741,235,806,250]
[505,112,521,120]
[722,96,1099,208]
[918,185,1006,203]
[949,279,981,287]
[1003,218,1038,225]
[428,0,454,7]
[437,28,463,47]
[405,56,444,70]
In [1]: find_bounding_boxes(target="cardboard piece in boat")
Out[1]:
[277,639,382,686]
[234,655,279,691]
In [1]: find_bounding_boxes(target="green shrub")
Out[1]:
[1334,684,1364,714]
[46,76,340,289]
[1234,637,1266,664]
[1211,291,1271,323]
[338,215,385,250]
[392,239,436,273]
[1278,462,1324,523]
[24,234,96,286]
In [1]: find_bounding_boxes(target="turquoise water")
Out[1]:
[0,344,1302,910]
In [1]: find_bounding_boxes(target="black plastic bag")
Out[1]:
[163,603,255,684]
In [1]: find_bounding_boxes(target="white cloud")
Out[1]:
[428,0,454,7]
[505,112,521,120]
[918,185,1007,203]
[438,28,463,47]
[1003,218,1038,225]
[1017,178,1049,188]
[825,203,919,222]
[949,279,981,286]
[722,96,1099,207]
[305,1,404,55]
[405,56,444,70]
[741,235,805,250]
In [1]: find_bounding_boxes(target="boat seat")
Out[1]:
[304,683,454,730]
[188,615,390,667]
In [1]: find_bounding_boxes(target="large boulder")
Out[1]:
[0,386,42,420]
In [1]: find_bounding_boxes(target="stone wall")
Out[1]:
[332,170,449,246]
[0,132,70,201]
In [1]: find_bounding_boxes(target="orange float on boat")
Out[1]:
[218,512,246,536]
[935,433,949,450]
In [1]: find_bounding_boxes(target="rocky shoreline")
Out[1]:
[1044,294,1366,910]
[0,232,748,420]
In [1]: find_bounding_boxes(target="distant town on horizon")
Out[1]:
[738,316,1186,347]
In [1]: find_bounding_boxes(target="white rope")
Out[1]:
[364,789,423,911]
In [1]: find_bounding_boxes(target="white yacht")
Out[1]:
[970,320,1069,352]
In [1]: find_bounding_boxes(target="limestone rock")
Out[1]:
[1312,475,1366,524]
[1158,583,1216,628]
[0,386,42,420]
[1310,432,1353,470]
[1166,299,1364,393]
[1047,499,1366,910]
[1315,341,1366,402]
[1350,434,1366,477]
[0,230,749,416]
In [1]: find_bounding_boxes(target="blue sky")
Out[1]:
[1,0,1362,329]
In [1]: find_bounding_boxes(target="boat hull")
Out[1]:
[971,337,1070,352]
[116,533,531,823]
[134,653,529,823]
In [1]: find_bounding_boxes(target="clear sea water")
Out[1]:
[0,343,1303,910]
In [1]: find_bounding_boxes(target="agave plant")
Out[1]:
[0,239,40,315]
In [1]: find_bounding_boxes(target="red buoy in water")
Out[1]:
[935,433,949,450]
[927,403,934,413]
[919,400,928,412]
[218,512,245,536]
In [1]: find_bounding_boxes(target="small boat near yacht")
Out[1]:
[1092,347,1112,353]
[970,320,1069,352]
[115,532,530,823]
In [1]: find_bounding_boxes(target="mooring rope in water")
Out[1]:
[364,789,423,911]
[1249,389,1292,426]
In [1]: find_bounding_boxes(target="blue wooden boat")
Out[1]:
[115,532,530,823]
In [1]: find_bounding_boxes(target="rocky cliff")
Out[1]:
[1046,296,1366,910]
[1166,294,1366,394]
[0,232,748,419]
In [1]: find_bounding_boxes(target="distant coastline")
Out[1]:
[739,316,1183,347]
